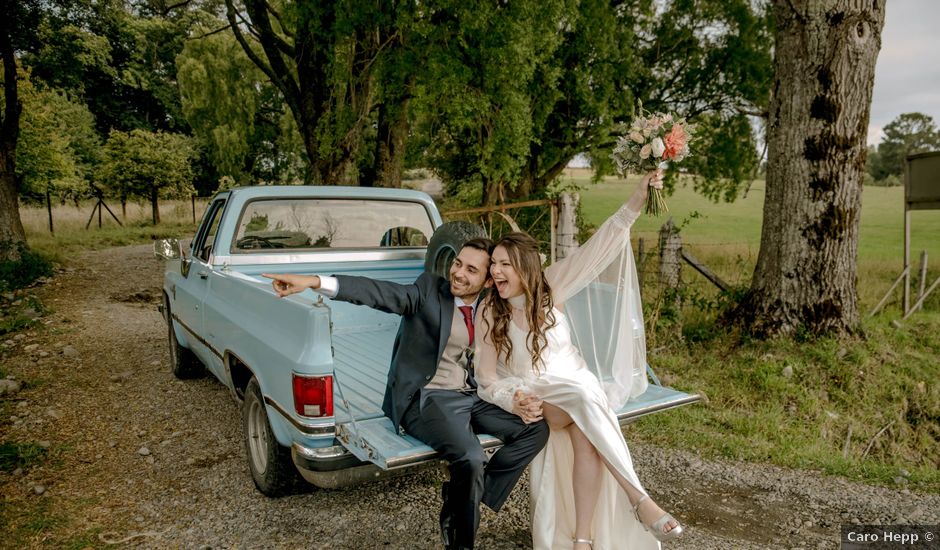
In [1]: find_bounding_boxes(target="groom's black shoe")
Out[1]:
[440,481,457,548]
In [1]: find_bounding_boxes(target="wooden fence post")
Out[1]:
[915,250,928,312]
[555,192,579,260]
[46,188,54,235]
[658,218,682,292]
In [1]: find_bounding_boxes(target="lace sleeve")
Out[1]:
[478,376,531,413]
[545,203,640,304]
[474,304,530,414]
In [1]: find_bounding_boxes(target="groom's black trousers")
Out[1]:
[401,389,549,549]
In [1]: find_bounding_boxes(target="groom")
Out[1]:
[264,237,548,550]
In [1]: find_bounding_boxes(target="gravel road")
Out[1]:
[1,243,937,549]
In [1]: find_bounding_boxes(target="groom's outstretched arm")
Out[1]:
[263,271,434,316]
[333,273,433,316]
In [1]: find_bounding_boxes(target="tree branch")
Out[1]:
[187,24,232,41]
[161,0,193,16]
[735,105,769,118]
[237,6,293,56]
[235,10,262,41]
[263,0,294,39]
[224,0,300,120]
[241,0,300,78]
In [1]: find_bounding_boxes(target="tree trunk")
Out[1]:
[0,157,26,260]
[367,86,413,189]
[481,176,505,207]
[514,157,570,201]
[150,187,160,225]
[231,1,377,187]
[0,21,26,262]
[742,1,885,337]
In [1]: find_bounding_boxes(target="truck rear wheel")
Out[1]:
[164,296,204,379]
[242,378,302,496]
[424,221,488,278]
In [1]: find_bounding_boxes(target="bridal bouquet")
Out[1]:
[611,108,694,216]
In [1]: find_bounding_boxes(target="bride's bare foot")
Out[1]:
[634,496,680,535]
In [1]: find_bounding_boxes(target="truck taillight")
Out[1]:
[292,374,333,418]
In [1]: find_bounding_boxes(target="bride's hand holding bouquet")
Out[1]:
[611,107,694,216]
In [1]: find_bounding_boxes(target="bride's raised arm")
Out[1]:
[475,303,532,415]
[545,170,662,305]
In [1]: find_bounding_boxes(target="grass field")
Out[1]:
[563,169,940,309]
[20,198,209,261]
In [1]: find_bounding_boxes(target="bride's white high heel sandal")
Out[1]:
[632,494,684,542]
[572,538,593,549]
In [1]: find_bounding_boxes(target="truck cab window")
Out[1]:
[233,199,434,252]
[195,200,226,262]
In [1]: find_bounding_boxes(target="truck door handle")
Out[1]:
[198,270,209,279]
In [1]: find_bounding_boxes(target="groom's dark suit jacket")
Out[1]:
[334,272,459,429]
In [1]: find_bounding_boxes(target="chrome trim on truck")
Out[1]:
[291,442,437,490]
[214,249,426,266]
[619,394,703,423]
[264,396,336,437]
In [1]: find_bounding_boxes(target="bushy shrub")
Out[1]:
[0,242,54,292]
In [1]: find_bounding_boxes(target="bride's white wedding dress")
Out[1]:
[478,204,660,550]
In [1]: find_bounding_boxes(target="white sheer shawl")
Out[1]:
[545,204,648,408]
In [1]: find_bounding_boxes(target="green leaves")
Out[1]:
[178,30,261,184]
[96,129,196,201]
[15,74,100,203]
[868,112,940,182]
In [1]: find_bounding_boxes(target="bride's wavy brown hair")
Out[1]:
[484,232,556,374]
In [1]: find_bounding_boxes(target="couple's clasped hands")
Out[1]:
[512,390,543,424]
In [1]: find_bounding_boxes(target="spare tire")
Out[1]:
[424,221,488,278]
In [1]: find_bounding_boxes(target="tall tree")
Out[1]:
[413,0,572,205]
[739,0,886,337]
[177,26,304,186]
[224,0,386,184]
[359,10,419,188]
[868,112,940,181]
[0,0,40,261]
[25,0,199,134]
[416,0,773,205]
[16,80,100,205]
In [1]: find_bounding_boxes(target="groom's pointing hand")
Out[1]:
[262,273,321,298]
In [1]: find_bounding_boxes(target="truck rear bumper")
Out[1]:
[291,442,431,489]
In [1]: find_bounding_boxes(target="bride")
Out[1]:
[475,171,683,549]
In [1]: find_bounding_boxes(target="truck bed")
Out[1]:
[332,325,397,421]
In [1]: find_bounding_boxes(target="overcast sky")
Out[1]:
[868,0,940,144]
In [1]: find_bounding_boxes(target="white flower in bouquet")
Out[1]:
[651,137,665,159]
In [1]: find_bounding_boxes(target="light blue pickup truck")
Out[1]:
[155,186,700,496]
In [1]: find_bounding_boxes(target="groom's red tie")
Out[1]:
[458,305,474,346]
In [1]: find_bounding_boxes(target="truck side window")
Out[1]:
[195,200,226,262]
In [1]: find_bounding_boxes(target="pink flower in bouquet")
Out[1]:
[662,124,689,161]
